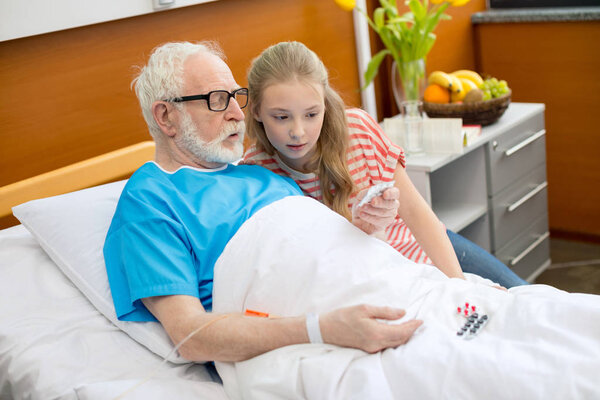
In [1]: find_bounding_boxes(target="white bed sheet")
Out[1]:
[0,225,228,400]
[213,196,600,400]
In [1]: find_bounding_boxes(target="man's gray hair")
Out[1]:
[132,41,225,138]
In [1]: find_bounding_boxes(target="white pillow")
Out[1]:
[12,180,189,364]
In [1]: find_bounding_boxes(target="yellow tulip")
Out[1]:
[334,0,356,11]
[450,0,471,6]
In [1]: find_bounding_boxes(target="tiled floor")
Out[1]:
[533,238,600,295]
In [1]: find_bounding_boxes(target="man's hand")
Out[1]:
[352,187,400,236]
[319,304,423,353]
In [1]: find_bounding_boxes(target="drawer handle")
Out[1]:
[510,231,549,266]
[507,181,548,212]
[504,129,546,157]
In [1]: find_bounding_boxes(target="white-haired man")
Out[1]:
[103,41,422,362]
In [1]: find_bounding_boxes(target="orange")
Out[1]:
[423,83,450,103]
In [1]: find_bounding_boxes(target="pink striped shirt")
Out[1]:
[242,108,431,264]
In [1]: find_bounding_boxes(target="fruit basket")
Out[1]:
[423,90,511,126]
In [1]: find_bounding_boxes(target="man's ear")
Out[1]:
[152,101,178,137]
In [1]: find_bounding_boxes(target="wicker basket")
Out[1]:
[423,90,511,126]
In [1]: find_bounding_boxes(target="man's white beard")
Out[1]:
[178,110,245,164]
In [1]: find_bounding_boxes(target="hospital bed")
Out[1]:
[0,141,229,399]
[1,141,599,400]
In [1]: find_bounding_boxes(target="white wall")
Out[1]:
[0,0,216,42]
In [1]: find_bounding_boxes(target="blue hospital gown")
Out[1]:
[103,161,302,321]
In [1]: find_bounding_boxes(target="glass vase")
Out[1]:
[391,58,426,104]
[400,100,425,155]
[391,59,426,155]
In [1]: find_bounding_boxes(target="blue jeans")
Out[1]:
[446,229,528,288]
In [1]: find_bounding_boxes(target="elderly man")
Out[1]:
[103,41,422,362]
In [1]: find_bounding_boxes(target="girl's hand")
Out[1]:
[352,186,400,235]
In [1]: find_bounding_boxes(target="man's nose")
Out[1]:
[224,97,246,121]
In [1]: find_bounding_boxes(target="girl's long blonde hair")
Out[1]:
[247,41,355,220]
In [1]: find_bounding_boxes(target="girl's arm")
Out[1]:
[393,164,465,280]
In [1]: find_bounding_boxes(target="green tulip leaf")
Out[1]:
[379,0,398,17]
[374,7,385,28]
[363,49,391,89]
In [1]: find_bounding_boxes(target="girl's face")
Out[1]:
[254,80,325,172]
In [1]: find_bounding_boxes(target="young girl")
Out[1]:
[241,41,527,287]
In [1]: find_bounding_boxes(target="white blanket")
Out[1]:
[212,196,600,400]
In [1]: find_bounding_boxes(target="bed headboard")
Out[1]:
[0,141,155,229]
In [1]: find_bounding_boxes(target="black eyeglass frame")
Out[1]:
[164,87,248,112]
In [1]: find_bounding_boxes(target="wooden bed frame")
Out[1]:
[0,141,155,229]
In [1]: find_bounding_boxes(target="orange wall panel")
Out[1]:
[475,21,600,238]
[0,0,360,187]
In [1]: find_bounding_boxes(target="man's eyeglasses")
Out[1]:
[164,88,248,112]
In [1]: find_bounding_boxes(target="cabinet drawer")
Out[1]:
[496,214,550,280]
[489,164,548,251]
[486,111,546,196]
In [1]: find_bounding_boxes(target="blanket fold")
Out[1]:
[213,196,600,400]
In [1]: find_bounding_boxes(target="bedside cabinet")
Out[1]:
[404,103,551,281]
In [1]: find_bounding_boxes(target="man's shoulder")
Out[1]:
[230,163,285,179]
[124,162,169,192]
[229,164,302,194]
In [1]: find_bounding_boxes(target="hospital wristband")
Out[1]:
[306,312,323,344]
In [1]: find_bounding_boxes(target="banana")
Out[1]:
[429,70,465,94]
[450,70,484,88]
[451,86,466,102]
[451,78,478,102]
[447,74,463,94]
[428,71,455,92]
[458,77,478,94]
